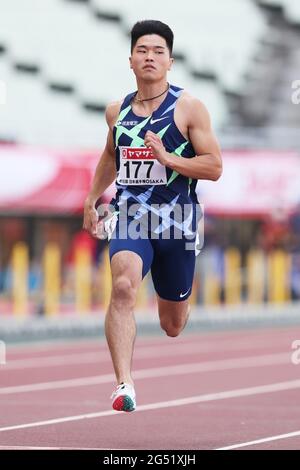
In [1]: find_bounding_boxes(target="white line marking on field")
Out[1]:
[0,341,221,369]
[6,340,206,368]
[1,379,300,433]
[3,338,286,370]
[4,351,108,370]
[216,429,300,450]
[0,352,290,394]
[6,333,188,355]
[6,326,291,358]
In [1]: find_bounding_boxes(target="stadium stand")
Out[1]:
[0,0,270,148]
[225,0,300,148]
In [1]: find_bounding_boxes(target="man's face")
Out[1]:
[129,34,173,81]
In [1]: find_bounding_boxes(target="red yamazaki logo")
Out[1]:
[121,147,155,159]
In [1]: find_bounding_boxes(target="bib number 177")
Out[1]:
[123,160,154,179]
[117,147,167,185]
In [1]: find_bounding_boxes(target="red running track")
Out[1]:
[0,325,300,450]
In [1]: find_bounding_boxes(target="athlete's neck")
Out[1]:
[135,79,169,101]
[133,79,169,114]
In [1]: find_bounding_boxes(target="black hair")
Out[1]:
[130,20,174,55]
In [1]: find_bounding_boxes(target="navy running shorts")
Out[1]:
[108,213,198,302]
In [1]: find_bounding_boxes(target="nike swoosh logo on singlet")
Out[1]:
[150,116,170,125]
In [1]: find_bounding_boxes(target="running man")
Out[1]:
[83,20,222,412]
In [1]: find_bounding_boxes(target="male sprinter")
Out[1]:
[83,20,222,412]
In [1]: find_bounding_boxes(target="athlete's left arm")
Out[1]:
[145,98,222,181]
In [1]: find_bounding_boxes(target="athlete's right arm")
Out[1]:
[83,102,120,236]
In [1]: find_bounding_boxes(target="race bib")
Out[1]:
[117,147,167,185]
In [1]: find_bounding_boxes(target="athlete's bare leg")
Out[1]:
[105,251,143,386]
[157,296,191,337]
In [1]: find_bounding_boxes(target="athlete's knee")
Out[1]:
[164,326,181,338]
[111,276,138,307]
[160,308,190,337]
[160,318,184,337]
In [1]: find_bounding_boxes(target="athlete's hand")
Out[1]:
[144,131,171,166]
[83,198,104,239]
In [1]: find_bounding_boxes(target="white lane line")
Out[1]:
[5,340,213,369]
[6,329,291,360]
[0,352,290,395]
[8,331,194,351]
[1,378,300,433]
[6,334,191,355]
[4,341,222,371]
[5,341,199,363]
[2,341,222,370]
[7,339,106,354]
[216,430,300,450]
[3,338,287,370]
[4,351,108,370]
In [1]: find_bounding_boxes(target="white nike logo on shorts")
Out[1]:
[150,116,169,125]
[179,288,191,298]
